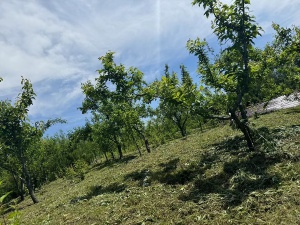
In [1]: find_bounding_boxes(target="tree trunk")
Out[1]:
[230,110,255,151]
[117,143,123,159]
[131,133,142,156]
[109,150,115,160]
[113,135,123,159]
[12,173,24,201]
[179,125,187,138]
[133,126,151,153]
[104,152,108,161]
[144,139,151,153]
[241,124,255,151]
[21,156,39,203]
[19,180,25,201]
[199,120,203,132]
[174,114,188,138]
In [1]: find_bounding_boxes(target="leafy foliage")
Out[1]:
[81,52,151,159]
[0,78,65,203]
[147,64,201,137]
[1,181,20,225]
[250,23,300,102]
[188,0,263,150]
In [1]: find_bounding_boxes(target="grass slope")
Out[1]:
[17,106,300,225]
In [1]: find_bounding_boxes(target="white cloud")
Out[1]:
[251,0,300,33]
[0,0,299,134]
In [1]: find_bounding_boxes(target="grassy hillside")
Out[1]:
[15,106,300,224]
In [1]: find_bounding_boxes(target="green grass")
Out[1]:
[15,106,300,224]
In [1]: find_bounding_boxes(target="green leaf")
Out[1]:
[0,191,11,204]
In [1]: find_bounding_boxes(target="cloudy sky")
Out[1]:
[0,0,299,136]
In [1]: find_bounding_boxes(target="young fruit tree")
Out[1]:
[188,0,262,151]
[80,52,151,159]
[0,78,65,203]
[256,24,300,100]
[148,64,200,138]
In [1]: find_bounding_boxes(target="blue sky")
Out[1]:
[0,0,299,136]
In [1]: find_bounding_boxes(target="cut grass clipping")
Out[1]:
[12,106,300,224]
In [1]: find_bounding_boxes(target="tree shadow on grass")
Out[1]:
[178,149,283,208]
[124,153,218,186]
[70,182,126,204]
[124,169,151,186]
[124,158,195,186]
[122,126,298,208]
[178,126,291,208]
[92,155,137,171]
[154,158,196,185]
